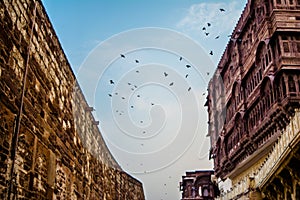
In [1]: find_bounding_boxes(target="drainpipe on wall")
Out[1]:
[7,1,38,199]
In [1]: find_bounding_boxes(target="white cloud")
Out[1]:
[177,1,244,36]
[175,1,246,66]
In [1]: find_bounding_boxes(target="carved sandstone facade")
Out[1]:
[207,0,300,199]
[0,0,145,199]
[179,170,219,200]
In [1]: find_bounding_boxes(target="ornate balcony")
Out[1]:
[215,109,300,200]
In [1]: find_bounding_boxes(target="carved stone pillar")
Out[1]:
[293,75,299,95]
[283,74,289,96]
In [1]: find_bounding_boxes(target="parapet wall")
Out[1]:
[0,0,145,199]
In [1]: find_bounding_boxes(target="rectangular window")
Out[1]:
[289,0,294,5]
[283,42,290,52]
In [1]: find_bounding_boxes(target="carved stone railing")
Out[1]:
[255,108,300,187]
[216,178,248,200]
[215,109,300,200]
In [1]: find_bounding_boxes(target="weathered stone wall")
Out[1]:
[0,0,145,199]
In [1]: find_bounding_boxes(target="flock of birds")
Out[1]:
[106,7,231,116]
[107,8,228,108]
[202,8,227,56]
[106,51,212,140]
[108,51,213,100]
[103,7,227,200]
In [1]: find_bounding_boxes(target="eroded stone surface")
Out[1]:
[0,0,145,199]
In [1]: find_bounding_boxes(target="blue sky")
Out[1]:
[43,0,199,71]
[42,1,246,200]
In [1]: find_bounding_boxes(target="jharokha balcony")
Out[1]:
[213,71,300,179]
[215,109,300,200]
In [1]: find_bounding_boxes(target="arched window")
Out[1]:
[262,99,265,115]
[187,185,192,197]
[233,82,240,109]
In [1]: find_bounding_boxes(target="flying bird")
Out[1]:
[110,79,114,84]
[206,72,210,75]
[188,87,191,91]
[202,27,206,31]
[120,54,125,58]
[220,8,225,12]
[122,97,125,100]
[135,59,139,63]
[169,82,174,86]
[185,74,189,78]
[108,94,112,97]
[136,70,140,73]
[215,36,220,39]
[209,50,213,55]
[179,56,183,61]
[131,105,134,108]
[186,64,191,68]
[137,94,140,97]
[164,72,168,77]
[205,32,209,36]
[128,82,132,85]
[207,22,211,27]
